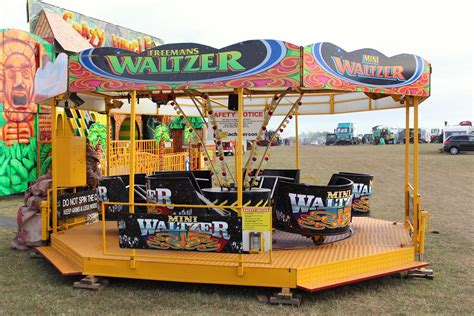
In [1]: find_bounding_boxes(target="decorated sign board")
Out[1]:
[117,209,272,253]
[303,42,430,96]
[273,179,353,237]
[329,172,374,216]
[67,40,429,96]
[118,213,244,253]
[68,40,301,92]
[145,176,207,216]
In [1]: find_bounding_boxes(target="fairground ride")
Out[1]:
[34,40,432,302]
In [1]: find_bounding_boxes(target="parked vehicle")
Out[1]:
[372,125,396,144]
[257,130,281,146]
[362,134,373,144]
[443,125,473,141]
[396,128,426,144]
[325,133,337,145]
[217,141,234,156]
[335,122,359,144]
[443,135,474,155]
[430,128,442,143]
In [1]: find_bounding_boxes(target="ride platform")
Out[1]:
[37,217,428,292]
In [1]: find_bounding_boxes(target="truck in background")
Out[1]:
[396,128,429,144]
[372,125,396,144]
[335,123,359,144]
[442,125,473,141]
[430,128,442,143]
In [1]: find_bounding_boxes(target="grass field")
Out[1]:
[0,144,473,314]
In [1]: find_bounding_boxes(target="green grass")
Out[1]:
[0,144,473,314]
[0,194,22,217]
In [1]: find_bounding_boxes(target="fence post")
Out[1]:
[159,141,165,171]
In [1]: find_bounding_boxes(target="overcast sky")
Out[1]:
[1,0,472,134]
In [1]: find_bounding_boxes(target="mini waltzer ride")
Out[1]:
[33,40,432,303]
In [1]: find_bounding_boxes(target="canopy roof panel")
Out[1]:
[33,10,93,53]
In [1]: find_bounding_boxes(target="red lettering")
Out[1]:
[384,66,391,78]
[353,63,364,76]
[376,66,383,77]
[392,66,405,80]
[332,57,354,75]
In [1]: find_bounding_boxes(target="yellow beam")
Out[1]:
[419,211,428,260]
[236,88,244,210]
[295,110,300,169]
[51,98,58,233]
[106,111,110,176]
[81,257,296,289]
[129,91,137,269]
[404,103,410,227]
[129,91,136,214]
[413,97,420,246]
[329,94,335,114]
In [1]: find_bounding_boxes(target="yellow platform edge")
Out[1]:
[40,217,429,291]
[296,247,428,291]
[36,246,82,276]
[297,261,429,292]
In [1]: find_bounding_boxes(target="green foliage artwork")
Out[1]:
[184,127,198,144]
[39,144,52,176]
[88,122,107,148]
[154,123,171,143]
[0,138,38,195]
[169,116,204,130]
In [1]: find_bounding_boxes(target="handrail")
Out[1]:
[101,150,189,175]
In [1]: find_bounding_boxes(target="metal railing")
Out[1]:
[406,182,428,260]
[100,140,190,175]
[161,152,188,171]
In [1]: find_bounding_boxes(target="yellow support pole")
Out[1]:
[419,210,428,260]
[413,96,420,247]
[404,103,410,226]
[51,98,58,233]
[237,88,244,275]
[106,111,110,176]
[236,88,244,211]
[295,110,300,169]
[129,91,137,269]
[129,91,136,214]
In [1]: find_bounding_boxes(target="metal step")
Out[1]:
[36,246,82,276]
[298,262,429,292]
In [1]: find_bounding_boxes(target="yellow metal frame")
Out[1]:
[42,216,424,290]
[42,89,429,290]
[401,97,428,260]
